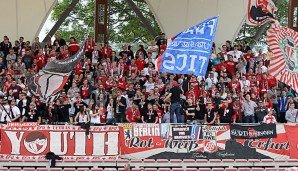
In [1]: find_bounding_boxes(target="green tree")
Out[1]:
[51,0,161,44]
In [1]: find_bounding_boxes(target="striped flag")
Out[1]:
[266,24,298,93]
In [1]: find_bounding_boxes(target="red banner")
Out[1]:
[1,125,119,159]
[284,125,298,159]
[0,124,292,159]
[120,124,289,160]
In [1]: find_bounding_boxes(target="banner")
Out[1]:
[157,16,218,76]
[172,124,192,141]
[284,125,298,159]
[230,124,277,139]
[247,0,277,25]
[0,124,291,160]
[0,125,119,159]
[120,124,289,160]
[267,24,298,93]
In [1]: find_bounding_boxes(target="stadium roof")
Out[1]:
[146,0,247,45]
[0,0,247,45]
[0,0,56,42]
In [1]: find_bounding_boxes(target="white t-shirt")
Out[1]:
[205,77,218,88]
[106,105,113,119]
[90,111,100,124]
[92,51,99,64]
[227,50,243,62]
[147,45,158,59]
[144,81,155,92]
[11,106,20,118]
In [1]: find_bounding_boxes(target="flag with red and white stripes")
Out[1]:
[266,24,298,93]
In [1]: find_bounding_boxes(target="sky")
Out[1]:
[38,12,55,41]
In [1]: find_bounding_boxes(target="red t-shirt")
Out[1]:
[126,108,141,123]
[135,60,146,71]
[68,41,80,53]
[156,109,163,123]
[35,54,46,69]
[100,108,107,123]
[225,61,236,75]
[118,81,127,90]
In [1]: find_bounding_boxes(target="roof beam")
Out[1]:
[124,0,158,38]
[42,0,79,43]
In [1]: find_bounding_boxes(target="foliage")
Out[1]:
[51,0,95,43]
[50,0,161,44]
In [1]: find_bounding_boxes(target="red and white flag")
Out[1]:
[247,0,277,25]
[266,24,298,93]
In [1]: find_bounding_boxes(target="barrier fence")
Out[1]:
[0,123,298,160]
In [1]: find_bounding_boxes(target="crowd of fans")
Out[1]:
[0,33,297,125]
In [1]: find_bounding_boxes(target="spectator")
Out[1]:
[286,102,298,123]
[35,49,46,70]
[217,99,235,124]
[0,36,12,60]
[206,71,218,88]
[241,94,258,123]
[90,104,101,124]
[56,98,72,122]
[91,45,101,65]
[84,35,96,59]
[31,37,42,55]
[22,102,41,124]
[278,90,288,123]
[22,50,33,69]
[68,37,80,55]
[53,34,66,52]
[204,101,216,125]
[227,45,243,63]
[114,90,127,123]
[147,40,158,61]
[74,105,90,124]
[156,33,167,54]
[126,101,141,123]
[164,81,182,123]
[263,108,276,124]
[255,100,268,123]
[185,98,199,123]
[101,42,112,59]
[141,103,158,123]
[106,98,116,125]
[6,48,16,66]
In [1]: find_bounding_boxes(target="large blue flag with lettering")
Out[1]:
[157,16,218,76]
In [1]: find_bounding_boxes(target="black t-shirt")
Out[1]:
[53,38,66,52]
[196,104,206,120]
[22,55,33,69]
[142,109,158,123]
[218,106,234,123]
[205,108,216,123]
[255,106,267,122]
[170,86,181,103]
[186,104,196,121]
[25,110,40,122]
[57,104,71,122]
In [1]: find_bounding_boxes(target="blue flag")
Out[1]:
[158,16,218,76]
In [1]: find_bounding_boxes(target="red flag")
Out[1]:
[284,125,298,158]
[267,24,298,93]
